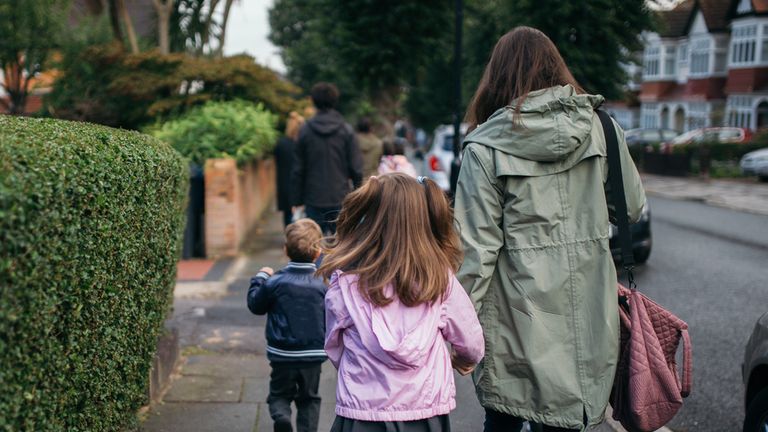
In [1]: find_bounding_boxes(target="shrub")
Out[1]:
[149,100,279,166]
[44,44,301,130]
[0,115,188,431]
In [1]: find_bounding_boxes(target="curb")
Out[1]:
[174,256,248,299]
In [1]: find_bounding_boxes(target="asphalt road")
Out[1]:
[628,196,768,431]
[448,196,768,432]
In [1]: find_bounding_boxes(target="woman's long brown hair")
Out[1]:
[465,26,584,129]
[317,174,462,307]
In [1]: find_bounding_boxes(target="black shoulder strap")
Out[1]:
[596,110,636,284]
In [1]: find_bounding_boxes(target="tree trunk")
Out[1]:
[118,0,140,54]
[370,85,401,138]
[107,0,124,42]
[152,0,174,55]
[215,0,235,57]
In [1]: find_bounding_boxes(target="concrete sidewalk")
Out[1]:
[140,209,641,432]
[142,212,338,432]
[642,174,768,216]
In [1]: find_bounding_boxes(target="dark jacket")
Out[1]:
[247,262,327,363]
[291,109,363,207]
[274,136,296,212]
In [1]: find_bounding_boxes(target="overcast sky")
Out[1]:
[223,0,286,74]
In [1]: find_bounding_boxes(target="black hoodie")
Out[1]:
[291,109,363,207]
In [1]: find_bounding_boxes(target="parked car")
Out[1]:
[741,148,768,182]
[743,312,768,431]
[424,124,467,191]
[664,127,753,148]
[625,128,680,147]
[609,203,652,264]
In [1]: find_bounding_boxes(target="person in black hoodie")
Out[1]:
[291,82,363,234]
[247,218,327,432]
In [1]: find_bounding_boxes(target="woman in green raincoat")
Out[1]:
[455,27,646,432]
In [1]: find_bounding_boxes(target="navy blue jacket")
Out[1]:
[247,262,327,363]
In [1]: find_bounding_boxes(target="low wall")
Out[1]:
[204,158,276,257]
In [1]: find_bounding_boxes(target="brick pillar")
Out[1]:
[204,158,242,257]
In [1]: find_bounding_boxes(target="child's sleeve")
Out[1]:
[324,273,352,369]
[440,275,485,365]
[246,271,272,315]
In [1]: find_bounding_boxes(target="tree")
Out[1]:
[0,0,67,114]
[405,0,656,130]
[153,0,174,54]
[269,0,451,127]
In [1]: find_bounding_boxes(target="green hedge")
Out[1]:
[0,116,188,431]
[148,100,279,166]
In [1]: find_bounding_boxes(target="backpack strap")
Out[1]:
[596,109,636,286]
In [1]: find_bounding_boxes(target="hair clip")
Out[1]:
[417,176,427,185]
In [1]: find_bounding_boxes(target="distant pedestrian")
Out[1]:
[377,139,417,177]
[455,27,646,432]
[292,82,363,235]
[319,173,485,432]
[275,112,305,227]
[247,219,327,432]
[355,117,383,180]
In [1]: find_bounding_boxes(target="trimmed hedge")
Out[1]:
[0,116,188,431]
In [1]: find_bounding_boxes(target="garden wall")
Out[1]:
[204,158,276,257]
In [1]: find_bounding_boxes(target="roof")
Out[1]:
[657,0,732,37]
[658,0,695,37]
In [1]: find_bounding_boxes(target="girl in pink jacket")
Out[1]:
[318,173,485,431]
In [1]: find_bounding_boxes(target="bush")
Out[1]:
[44,44,301,130]
[0,115,188,431]
[148,100,279,166]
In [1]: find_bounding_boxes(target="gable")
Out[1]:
[737,0,753,14]
[690,10,709,34]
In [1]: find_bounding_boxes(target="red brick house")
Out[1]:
[641,0,768,132]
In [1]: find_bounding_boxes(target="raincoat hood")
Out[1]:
[464,85,605,176]
[307,109,347,136]
[334,273,441,369]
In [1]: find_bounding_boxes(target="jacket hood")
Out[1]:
[308,109,347,136]
[463,85,606,176]
[336,273,442,370]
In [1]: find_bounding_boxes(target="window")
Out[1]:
[727,95,753,128]
[762,25,768,62]
[678,43,689,63]
[731,24,757,65]
[644,46,660,78]
[641,103,659,128]
[688,102,709,129]
[690,39,711,75]
[664,46,677,75]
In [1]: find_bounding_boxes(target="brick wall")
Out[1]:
[204,158,275,257]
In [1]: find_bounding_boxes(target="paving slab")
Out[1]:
[242,377,270,404]
[164,375,243,403]
[142,402,258,432]
[184,354,271,379]
[196,324,266,354]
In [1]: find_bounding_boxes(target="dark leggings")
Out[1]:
[483,409,579,432]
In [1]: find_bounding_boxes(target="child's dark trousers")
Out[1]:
[268,362,322,432]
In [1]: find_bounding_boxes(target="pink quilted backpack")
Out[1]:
[611,285,693,432]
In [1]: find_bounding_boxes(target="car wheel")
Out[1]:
[634,246,651,264]
[759,175,768,183]
[744,386,768,432]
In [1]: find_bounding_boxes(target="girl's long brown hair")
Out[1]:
[317,174,462,307]
[465,26,584,129]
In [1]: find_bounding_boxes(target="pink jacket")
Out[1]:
[325,270,484,421]
[378,155,418,178]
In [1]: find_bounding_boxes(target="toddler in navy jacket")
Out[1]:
[247,218,327,432]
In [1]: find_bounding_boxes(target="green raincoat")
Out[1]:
[455,85,646,430]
